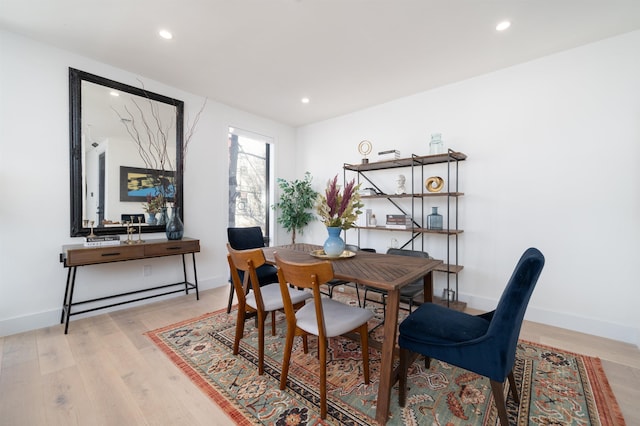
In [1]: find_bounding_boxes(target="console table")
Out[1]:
[60,237,200,333]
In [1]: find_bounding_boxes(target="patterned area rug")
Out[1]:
[146,299,625,425]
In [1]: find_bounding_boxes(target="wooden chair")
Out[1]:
[226,226,279,314]
[398,248,545,426]
[275,253,373,419]
[227,244,312,375]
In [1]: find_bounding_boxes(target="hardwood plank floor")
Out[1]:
[1,286,638,425]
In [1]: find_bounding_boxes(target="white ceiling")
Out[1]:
[2,1,640,127]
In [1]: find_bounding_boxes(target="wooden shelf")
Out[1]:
[434,264,464,273]
[355,226,464,235]
[360,192,464,199]
[344,151,467,172]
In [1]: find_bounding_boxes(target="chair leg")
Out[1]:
[233,306,246,355]
[280,327,295,390]
[507,370,519,403]
[226,281,235,314]
[319,337,328,419]
[398,348,411,407]
[354,284,361,307]
[358,323,370,384]
[257,312,265,375]
[490,379,510,426]
[271,311,276,336]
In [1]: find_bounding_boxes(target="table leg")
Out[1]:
[376,288,399,424]
[60,267,73,323]
[64,266,78,334]
[192,252,200,300]
[424,270,433,303]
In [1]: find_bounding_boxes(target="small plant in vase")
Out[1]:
[315,175,363,256]
[142,194,164,225]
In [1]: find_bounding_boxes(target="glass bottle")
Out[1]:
[429,133,444,155]
[427,207,443,230]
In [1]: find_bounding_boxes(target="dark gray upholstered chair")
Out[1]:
[226,226,279,313]
[362,248,429,315]
[398,247,545,426]
[320,244,362,305]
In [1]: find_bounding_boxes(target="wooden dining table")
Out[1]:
[262,243,442,425]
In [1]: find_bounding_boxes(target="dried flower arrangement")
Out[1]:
[315,175,363,230]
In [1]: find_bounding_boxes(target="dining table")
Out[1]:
[262,243,442,425]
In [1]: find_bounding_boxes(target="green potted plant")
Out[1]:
[273,172,318,244]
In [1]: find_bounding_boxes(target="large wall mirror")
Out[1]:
[69,68,184,236]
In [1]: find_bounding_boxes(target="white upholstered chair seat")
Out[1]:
[246,283,311,312]
[295,298,374,337]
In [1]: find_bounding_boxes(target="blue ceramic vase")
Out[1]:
[323,226,345,256]
[166,207,184,240]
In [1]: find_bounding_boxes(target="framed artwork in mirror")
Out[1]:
[119,166,175,202]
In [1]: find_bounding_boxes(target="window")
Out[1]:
[228,128,271,241]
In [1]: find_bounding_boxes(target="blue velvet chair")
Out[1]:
[227,226,279,313]
[398,247,545,426]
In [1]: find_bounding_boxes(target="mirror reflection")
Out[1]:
[69,68,184,236]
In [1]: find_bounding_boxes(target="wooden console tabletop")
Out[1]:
[60,237,200,333]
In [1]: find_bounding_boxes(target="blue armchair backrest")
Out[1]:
[486,247,545,378]
[227,226,267,250]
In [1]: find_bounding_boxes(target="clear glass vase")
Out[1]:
[429,133,444,155]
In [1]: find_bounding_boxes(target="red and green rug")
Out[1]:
[146,301,625,425]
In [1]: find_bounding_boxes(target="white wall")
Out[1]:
[295,31,640,346]
[0,30,297,335]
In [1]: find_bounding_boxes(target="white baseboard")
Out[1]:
[464,293,639,348]
[0,278,226,337]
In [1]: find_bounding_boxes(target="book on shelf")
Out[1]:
[85,235,120,242]
[384,223,413,229]
[83,239,121,247]
[386,214,411,223]
[377,149,400,161]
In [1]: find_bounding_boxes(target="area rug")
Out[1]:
[146,300,625,425]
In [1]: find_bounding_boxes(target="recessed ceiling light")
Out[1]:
[301,97,310,104]
[109,91,119,97]
[159,29,173,40]
[496,21,511,31]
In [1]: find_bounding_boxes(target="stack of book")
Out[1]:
[377,149,400,161]
[385,214,413,229]
[358,188,377,196]
[84,235,121,247]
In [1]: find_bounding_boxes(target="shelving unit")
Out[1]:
[343,149,466,306]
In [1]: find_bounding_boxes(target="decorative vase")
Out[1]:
[166,207,184,240]
[323,226,345,256]
[429,133,444,155]
[427,206,443,230]
[145,212,157,226]
[156,207,167,226]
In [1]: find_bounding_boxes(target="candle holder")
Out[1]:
[136,216,145,243]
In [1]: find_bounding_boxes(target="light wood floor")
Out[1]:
[1,286,638,425]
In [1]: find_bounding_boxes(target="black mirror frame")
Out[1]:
[69,68,184,237]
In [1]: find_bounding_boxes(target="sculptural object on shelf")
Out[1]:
[395,174,407,194]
